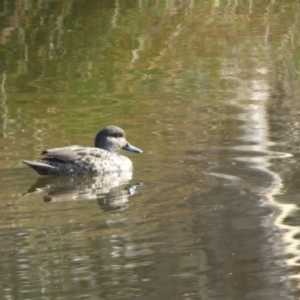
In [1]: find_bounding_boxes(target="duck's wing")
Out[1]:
[74,147,111,158]
[41,146,82,162]
[23,147,81,176]
[42,146,111,161]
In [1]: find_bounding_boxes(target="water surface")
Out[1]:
[0,1,300,299]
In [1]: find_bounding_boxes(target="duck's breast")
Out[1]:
[80,154,133,174]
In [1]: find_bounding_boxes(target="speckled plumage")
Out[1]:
[23,126,142,175]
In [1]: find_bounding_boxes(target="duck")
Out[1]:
[23,125,142,176]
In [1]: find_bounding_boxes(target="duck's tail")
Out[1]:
[23,160,56,175]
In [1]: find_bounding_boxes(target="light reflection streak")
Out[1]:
[1,72,7,139]
[231,78,299,285]
[220,56,299,288]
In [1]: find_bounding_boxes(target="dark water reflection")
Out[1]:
[23,173,141,212]
[0,0,300,299]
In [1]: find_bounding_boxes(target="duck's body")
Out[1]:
[23,126,142,176]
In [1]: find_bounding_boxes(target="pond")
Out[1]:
[0,1,300,299]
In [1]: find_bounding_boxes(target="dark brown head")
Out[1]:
[94,125,142,153]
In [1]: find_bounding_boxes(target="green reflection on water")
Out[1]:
[0,1,299,299]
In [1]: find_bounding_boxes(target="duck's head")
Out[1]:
[95,125,142,154]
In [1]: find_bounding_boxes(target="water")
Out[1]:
[0,1,300,299]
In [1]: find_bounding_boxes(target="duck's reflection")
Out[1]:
[24,172,143,212]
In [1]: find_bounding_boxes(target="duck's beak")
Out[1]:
[123,143,143,153]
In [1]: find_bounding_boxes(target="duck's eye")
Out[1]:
[114,133,122,138]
